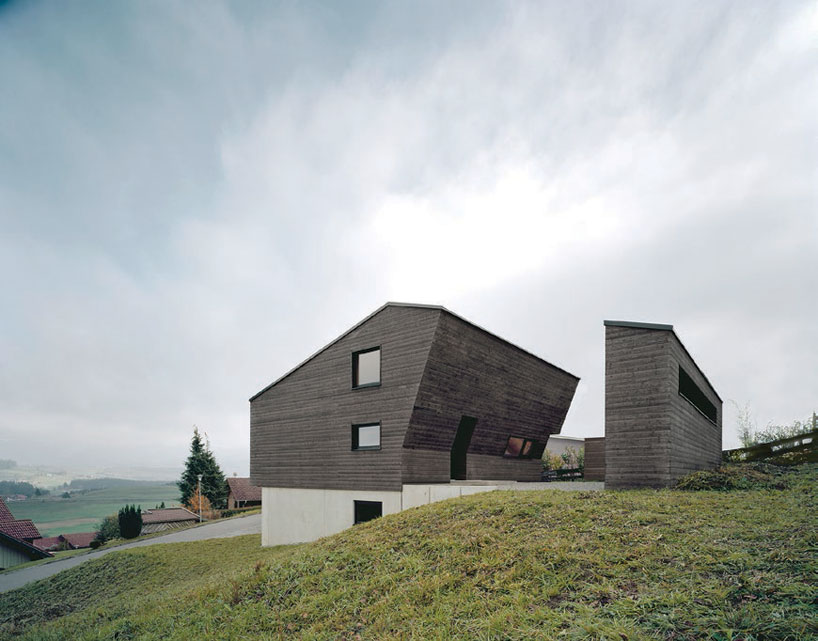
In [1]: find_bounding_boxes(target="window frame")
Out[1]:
[351,422,381,451]
[352,346,381,389]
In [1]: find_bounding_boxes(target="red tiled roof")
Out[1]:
[227,477,261,503]
[62,532,96,549]
[32,536,63,551]
[0,497,42,542]
[0,497,15,522]
[141,507,198,524]
[0,518,41,541]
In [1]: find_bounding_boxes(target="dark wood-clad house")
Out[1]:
[602,320,722,488]
[250,303,579,545]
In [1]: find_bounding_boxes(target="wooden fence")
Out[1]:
[722,430,818,465]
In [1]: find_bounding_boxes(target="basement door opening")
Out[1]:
[450,415,477,480]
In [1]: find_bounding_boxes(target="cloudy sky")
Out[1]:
[1,1,816,478]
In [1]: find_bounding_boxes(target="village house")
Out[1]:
[0,497,50,569]
[226,477,262,509]
[32,531,97,552]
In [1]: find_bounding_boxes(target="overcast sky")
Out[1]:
[1,1,816,478]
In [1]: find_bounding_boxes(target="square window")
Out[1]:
[354,500,382,524]
[352,347,381,388]
[352,423,381,450]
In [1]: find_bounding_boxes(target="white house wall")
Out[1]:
[261,484,500,546]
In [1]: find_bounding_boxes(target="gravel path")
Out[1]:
[0,513,261,594]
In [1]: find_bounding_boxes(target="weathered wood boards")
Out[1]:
[583,437,606,481]
[603,321,722,488]
[250,303,579,491]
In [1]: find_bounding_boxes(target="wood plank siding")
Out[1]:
[603,321,722,489]
[404,311,579,483]
[250,305,441,492]
[668,336,722,481]
[251,303,580,491]
[583,437,606,481]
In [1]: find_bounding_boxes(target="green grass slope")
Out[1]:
[2,465,816,641]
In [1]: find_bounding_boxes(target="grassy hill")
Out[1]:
[2,464,816,640]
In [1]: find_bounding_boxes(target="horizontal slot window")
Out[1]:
[678,366,717,423]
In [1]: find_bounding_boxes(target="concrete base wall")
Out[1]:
[261,483,501,546]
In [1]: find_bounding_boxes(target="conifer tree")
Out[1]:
[178,426,229,509]
[118,504,142,539]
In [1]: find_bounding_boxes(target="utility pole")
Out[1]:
[197,474,203,523]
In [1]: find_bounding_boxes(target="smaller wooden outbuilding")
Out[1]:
[140,507,199,535]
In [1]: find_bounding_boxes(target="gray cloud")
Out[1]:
[0,1,815,476]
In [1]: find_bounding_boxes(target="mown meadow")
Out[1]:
[1,463,815,640]
[5,484,180,536]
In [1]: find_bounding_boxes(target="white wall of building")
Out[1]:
[261,483,500,546]
[261,487,402,546]
[545,435,585,457]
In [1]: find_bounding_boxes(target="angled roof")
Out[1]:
[0,513,41,541]
[0,530,52,561]
[251,302,579,401]
[226,477,261,503]
[0,497,14,522]
[32,535,64,551]
[62,532,97,548]
[603,319,722,402]
[141,507,198,524]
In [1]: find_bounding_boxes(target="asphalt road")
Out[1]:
[0,513,261,594]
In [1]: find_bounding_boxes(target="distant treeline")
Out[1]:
[0,480,49,497]
[0,459,17,469]
[67,478,177,491]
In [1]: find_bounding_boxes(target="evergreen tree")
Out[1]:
[178,427,229,509]
[118,504,142,539]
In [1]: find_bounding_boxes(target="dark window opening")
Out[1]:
[354,500,382,524]
[352,347,381,388]
[678,366,717,423]
[352,423,381,450]
[504,436,543,459]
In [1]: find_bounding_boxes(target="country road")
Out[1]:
[0,513,261,594]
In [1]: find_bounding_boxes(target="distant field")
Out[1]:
[6,484,181,536]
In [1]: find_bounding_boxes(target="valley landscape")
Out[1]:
[4,482,180,537]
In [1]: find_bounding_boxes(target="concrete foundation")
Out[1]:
[261,481,604,546]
